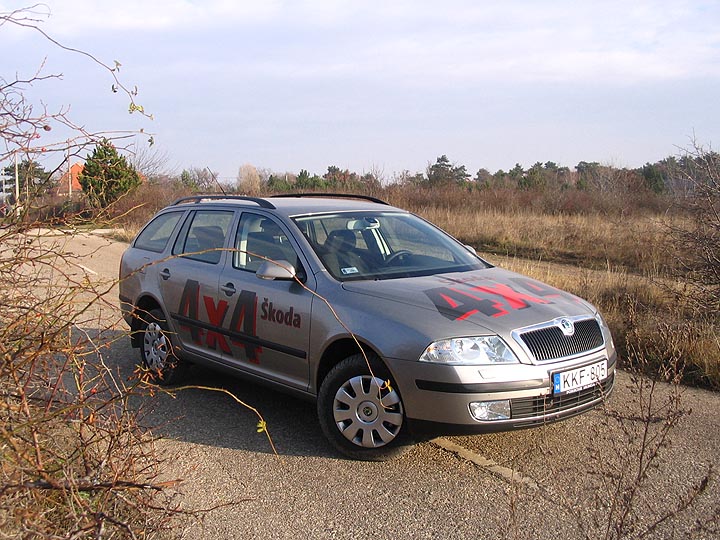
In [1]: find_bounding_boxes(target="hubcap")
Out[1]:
[359,401,378,422]
[143,322,169,371]
[332,375,403,448]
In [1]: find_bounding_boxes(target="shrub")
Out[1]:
[0,210,184,537]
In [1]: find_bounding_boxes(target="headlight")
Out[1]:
[419,336,519,365]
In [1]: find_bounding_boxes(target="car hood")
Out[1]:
[341,267,596,334]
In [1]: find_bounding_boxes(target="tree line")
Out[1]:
[3,147,718,209]
[208,152,720,199]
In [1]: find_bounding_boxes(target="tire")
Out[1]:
[138,308,188,386]
[317,353,412,461]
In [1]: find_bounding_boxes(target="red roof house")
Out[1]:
[56,162,84,195]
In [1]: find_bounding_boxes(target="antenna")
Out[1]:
[206,166,226,195]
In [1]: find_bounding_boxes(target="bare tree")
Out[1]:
[179,166,221,192]
[130,143,174,181]
[1,5,152,209]
[669,141,720,314]
[237,163,262,195]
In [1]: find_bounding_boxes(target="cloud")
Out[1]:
[4,0,719,85]
[1,0,283,34]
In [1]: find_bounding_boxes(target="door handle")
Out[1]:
[221,282,236,296]
[159,268,171,280]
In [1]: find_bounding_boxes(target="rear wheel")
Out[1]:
[138,308,188,385]
[318,354,412,461]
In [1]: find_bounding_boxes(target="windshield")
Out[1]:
[293,211,490,281]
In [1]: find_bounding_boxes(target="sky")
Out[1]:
[2,0,719,183]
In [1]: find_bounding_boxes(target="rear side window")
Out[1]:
[172,210,234,264]
[134,212,183,253]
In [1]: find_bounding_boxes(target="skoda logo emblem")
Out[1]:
[559,318,575,337]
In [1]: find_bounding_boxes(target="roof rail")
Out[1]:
[270,193,389,205]
[170,195,276,209]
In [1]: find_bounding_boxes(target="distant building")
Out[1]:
[56,162,84,195]
[1,174,14,206]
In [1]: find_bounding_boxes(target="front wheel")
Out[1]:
[138,308,188,386]
[317,354,412,461]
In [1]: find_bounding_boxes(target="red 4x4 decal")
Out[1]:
[174,280,262,363]
[203,295,231,353]
[425,278,562,321]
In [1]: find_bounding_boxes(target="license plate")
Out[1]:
[553,359,607,395]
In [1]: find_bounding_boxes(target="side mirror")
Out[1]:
[464,244,477,255]
[256,260,296,281]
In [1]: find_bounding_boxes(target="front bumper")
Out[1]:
[386,350,616,434]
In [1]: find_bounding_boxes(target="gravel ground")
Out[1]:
[57,231,720,539]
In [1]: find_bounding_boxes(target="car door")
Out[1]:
[157,208,236,361]
[216,211,314,390]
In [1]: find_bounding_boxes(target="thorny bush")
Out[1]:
[0,212,185,538]
[502,313,716,540]
[577,318,714,539]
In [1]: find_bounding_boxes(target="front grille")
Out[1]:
[518,318,604,362]
[511,373,614,421]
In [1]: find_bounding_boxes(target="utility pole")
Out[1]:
[14,152,20,216]
[67,140,72,198]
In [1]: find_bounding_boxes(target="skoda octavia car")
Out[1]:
[119,194,616,460]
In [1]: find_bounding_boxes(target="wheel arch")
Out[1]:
[315,349,412,460]
[315,337,385,394]
[129,294,165,348]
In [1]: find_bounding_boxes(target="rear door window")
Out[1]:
[172,210,234,264]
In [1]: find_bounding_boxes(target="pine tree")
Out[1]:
[1,160,51,194]
[79,139,141,208]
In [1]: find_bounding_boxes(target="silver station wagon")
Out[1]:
[119,194,616,460]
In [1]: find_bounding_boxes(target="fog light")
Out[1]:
[469,400,511,421]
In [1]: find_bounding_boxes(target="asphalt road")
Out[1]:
[53,230,720,539]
